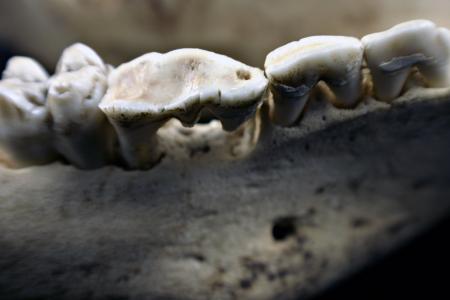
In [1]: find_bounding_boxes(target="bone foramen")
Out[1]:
[265,36,364,126]
[362,20,450,102]
[99,48,268,169]
[47,43,116,169]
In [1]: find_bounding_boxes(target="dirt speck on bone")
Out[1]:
[1,88,450,299]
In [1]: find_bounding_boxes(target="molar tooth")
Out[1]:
[99,48,267,169]
[265,36,364,126]
[362,20,450,101]
[0,78,57,167]
[47,44,115,169]
[55,42,106,74]
[2,56,49,83]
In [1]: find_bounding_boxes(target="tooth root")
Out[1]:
[211,102,260,131]
[265,36,363,126]
[100,48,267,169]
[327,72,363,107]
[269,83,311,126]
[362,20,450,101]
[370,68,411,101]
[110,121,164,170]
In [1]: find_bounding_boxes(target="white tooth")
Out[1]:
[55,43,106,74]
[2,56,49,83]
[362,20,450,101]
[0,78,57,167]
[265,36,364,126]
[99,48,267,169]
[47,65,116,169]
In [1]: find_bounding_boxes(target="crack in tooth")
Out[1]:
[47,43,117,169]
[362,19,450,102]
[99,48,267,169]
[265,35,364,126]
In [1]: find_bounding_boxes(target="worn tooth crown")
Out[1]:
[47,43,115,169]
[265,35,364,126]
[362,19,450,101]
[0,78,57,167]
[99,48,267,169]
[2,56,49,83]
[55,42,106,74]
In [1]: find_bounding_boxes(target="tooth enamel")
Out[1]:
[55,43,106,74]
[0,78,57,167]
[99,48,267,169]
[47,44,116,169]
[2,56,49,83]
[362,20,450,101]
[265,36,364,126]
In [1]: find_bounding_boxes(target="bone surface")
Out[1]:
[2,86,450,300]
[100,48,267,169]
[265,36,364,126]
[362,19,450,101]
[0,78,57,167]
[47,43,116,169]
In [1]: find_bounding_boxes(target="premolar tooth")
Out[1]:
[2,56,49,83]
[99,48,267,169]
[47,44,116,169]
[362,20,450,101]
[0,78,57,167]
[265,36,364,126]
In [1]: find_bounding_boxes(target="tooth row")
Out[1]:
[1,19,449,169]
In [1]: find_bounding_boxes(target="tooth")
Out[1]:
[55,42,106,74]
[362,20,450,102]
[47,44,116,169]
[99,48,267,169]
[2,56,49,83]
[0,78,57,167]
[265,36,364,126]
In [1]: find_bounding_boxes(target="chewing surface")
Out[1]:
[1,19,450,169]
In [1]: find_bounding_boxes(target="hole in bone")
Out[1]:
[236,69,251,80]
[272,216,298,241]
